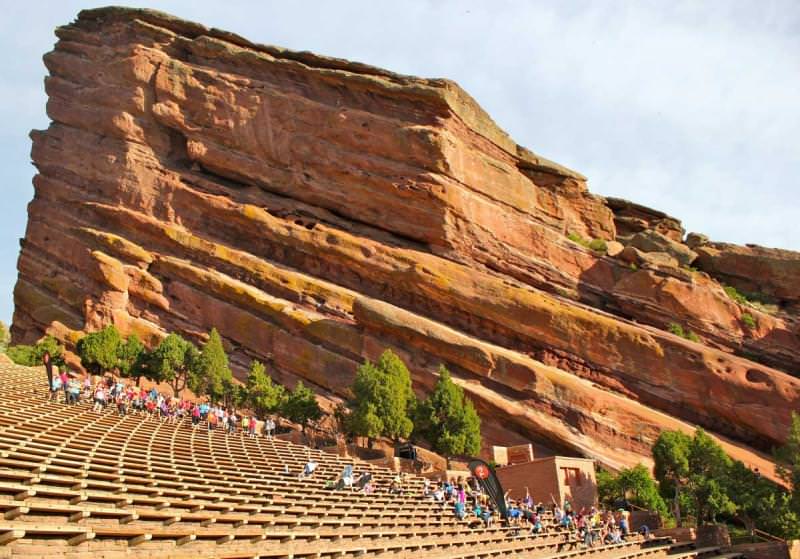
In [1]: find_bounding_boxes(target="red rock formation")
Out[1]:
[12,7,800,477]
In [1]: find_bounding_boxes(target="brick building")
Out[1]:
[495,456,598,510]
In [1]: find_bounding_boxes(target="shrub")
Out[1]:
[740,313,757,329]
[668,323,685,337]
[567,232,586,246]
[668,323,700,343]
[588,239,608,253]
[567,232,607,254]
[6,335,64,367]
[723,285,748,305]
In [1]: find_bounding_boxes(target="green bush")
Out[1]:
[723,285,748,305]
[567,232,586,246]
[6,335,64,367]
[668,323,685,337]
[740,313,757,329]
[588,239,608,253]
[668,323,700,343]
[567,232,607,254]
[6,345,38,366]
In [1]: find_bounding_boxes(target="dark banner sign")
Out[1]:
[468,459,508,520]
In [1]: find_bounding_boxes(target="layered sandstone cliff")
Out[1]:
[12,7,800,476]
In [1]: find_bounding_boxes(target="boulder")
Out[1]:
[629,230,698,267]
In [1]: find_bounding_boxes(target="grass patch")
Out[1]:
[740,313,757,329]
[668,323,701,343]
[567,232,608,254]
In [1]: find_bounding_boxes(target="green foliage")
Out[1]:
[588,239,608,253]
[653,424,800,538]
[686,429,735,522]
[415,366,481,457]
[667,323,700,343]
[190,329,232,402]
[7,335,65,367]
[726,459,799,538]
[653,430,692,523]
[76,325,122,375]
[147,333,198,396]
[667,323,685,337]
[0,321,9,353]
[280,380,322,432]
[223,376,248,409]
[740,313,757,329]
[723,285,749,305]
[245,360,286,416]
[348,350,415,441]
[567,232,607,254]
[567,232,585,245]
[597,465,668,517]
[654,429,734,523]
[117,334,145,380]
[775,413,800,516]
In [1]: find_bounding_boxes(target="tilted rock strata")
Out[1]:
[11,7,799,476]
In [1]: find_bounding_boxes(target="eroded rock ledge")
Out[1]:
[12,7,799,476]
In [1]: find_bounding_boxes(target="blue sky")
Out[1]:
[1,0,798,326]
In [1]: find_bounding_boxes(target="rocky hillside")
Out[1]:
[12,7,800,475]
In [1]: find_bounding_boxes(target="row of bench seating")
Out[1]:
[0,363,742,558]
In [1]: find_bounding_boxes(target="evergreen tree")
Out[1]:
[246,360,286,416]
[653,430,692,524]
[0,321,9,353]
[686,429,735,523]
[415,366,481,457]
[190,328,232,402]
[76,325,122,375]
[775,413,800,515]
[598,464,668,517]
[147,333,198,397]
[281,380,322,433]
[117,334,145,381]
[348,350,415,443]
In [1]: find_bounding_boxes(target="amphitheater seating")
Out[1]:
[0,363,743,558]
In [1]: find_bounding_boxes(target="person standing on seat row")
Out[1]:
[42,351,54,395]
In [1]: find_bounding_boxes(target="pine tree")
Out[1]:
[76,325,122,375]
[191,328,232,402]
[415,366,481,457]
[348,350,415,443]
[148,333,198,397]
[246,360,285,416]
[281,381,322,433]
[117,334,145,381]
[653,430,692,524]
